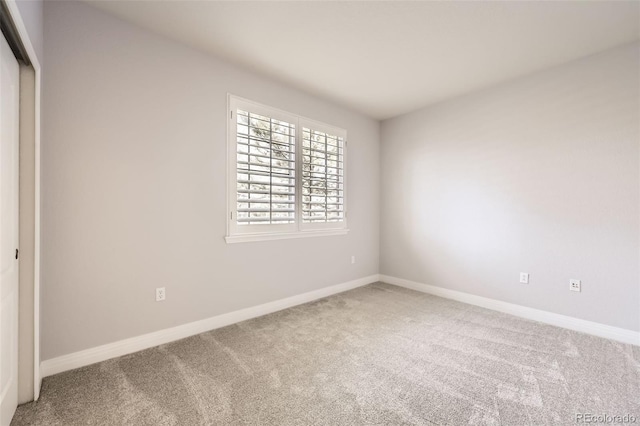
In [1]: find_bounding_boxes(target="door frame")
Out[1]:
[2,0,41,401]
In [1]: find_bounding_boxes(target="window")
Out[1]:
[226,95,348,243]
[301,127,345,226]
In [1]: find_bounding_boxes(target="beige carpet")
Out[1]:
[12,283,640,425]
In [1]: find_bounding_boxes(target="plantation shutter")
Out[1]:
[301,126,345,227]
[227,96,348,241]
[236,109,296,226]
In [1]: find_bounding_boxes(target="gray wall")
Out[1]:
[42,1,380,360]
[381,43,640,332]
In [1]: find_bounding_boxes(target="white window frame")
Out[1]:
[226,95,348,244]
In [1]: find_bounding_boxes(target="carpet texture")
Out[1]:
[12,283,640,425]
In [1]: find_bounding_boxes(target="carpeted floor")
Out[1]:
[12,282,640,425]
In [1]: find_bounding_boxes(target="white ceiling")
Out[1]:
[86,0,640,120]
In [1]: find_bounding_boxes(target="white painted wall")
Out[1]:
[14,0,42,64]
[18,66,36,403]
[42,1,380,360]
[11,0,43,402]
[381,43,640,332]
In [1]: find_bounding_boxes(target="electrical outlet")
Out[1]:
[156,287,166,301]
[569,279,581,292]
[519,272,529,284]
[351,256,356,264]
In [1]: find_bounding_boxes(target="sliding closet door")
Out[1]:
[0,30,20,426]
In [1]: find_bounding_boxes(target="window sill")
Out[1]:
[225,229,349,244]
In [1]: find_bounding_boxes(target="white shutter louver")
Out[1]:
[301,128,344,223]
[236,109,296,225]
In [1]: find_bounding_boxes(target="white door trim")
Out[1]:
[2,0,41,401]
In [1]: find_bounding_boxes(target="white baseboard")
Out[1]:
[41,274,380,378]
[41,273,638,378]
[380,274,639,346]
